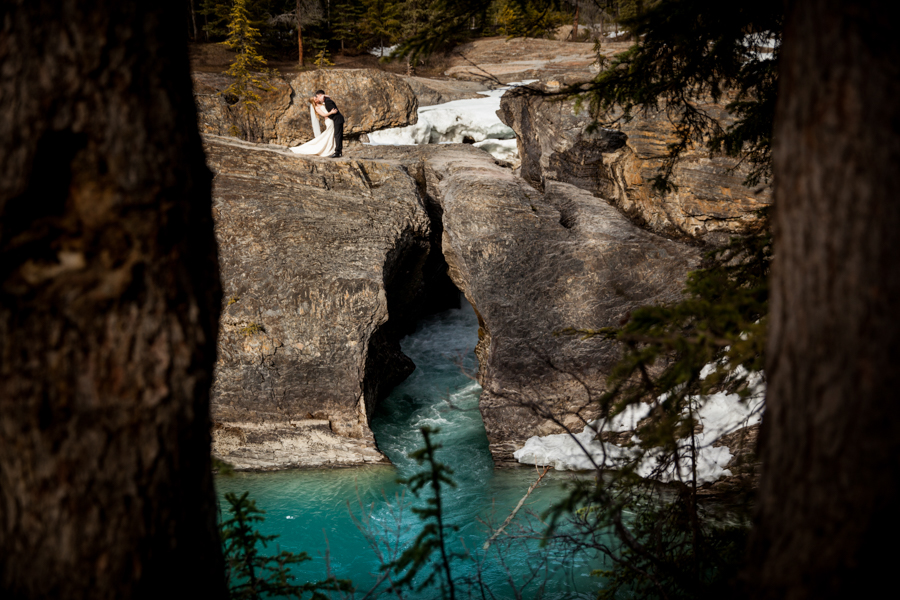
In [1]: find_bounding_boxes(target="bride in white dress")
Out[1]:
[290,97,336,156]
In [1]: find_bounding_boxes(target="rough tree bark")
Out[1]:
[751,1,900,597]
[0,1,225,598]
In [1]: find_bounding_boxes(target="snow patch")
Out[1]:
[368,45,399,57]
[513,368,765,485]
[367,81,537,162]
[473,138,519,163]
[741,32,779,61]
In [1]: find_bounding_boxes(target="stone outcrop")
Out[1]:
[194,69,418,147]
[382,146,701,463]
[401,76,490,106]
[498,87,772,243]
[206,135,438,469]
[208,137,700,468]
[443,37,629,84]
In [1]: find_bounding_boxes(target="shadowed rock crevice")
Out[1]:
[362,166,466,428]
[362,221,458,420]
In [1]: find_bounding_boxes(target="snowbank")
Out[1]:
[742,33,779,61]
[513,367,765,484]
[367,81,536,162]
[473,138,519,163]
[368,45,399,57]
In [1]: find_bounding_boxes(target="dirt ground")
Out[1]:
[189,36,629,82]
[189,42,454,78]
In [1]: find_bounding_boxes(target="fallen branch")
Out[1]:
[483,465,551,551]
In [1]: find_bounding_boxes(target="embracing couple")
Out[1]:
[290,89,344,158]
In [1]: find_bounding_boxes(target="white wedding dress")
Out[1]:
[290,104,336,157]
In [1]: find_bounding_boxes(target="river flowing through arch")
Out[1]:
[216,299,605,599]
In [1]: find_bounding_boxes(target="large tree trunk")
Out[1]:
[751,1,900,597]
[0,2,225,598]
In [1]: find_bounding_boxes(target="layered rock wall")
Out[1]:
[404,146,700,462]
[208,136,701,468]
[350,145,700,462]
[498,88,771,243]
[206,136,433,469]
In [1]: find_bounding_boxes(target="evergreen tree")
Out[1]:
[552,232,770,599]
[332,1,367,52]
[385,427,461,600]
[220,492,353,599]
[489,0,568,38]
[579,0,782,189]
[202,0,297,56]
[222,0,272,117]
[361,0,402,56]
[270,0,326,66]
[392,1,453,72]
[201,0,235,39]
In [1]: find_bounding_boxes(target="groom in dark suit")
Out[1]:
[315,89,343,158]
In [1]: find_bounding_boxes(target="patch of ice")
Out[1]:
[741,32,779,62]
[473,138,519,162]
[513,366,766,484]
[368,45,398,57]
[512,423,638,472]
[605,401,652,432]
[367,81,538,162]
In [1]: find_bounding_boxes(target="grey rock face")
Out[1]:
[206,136,434,469]
[498,88,771,243]
[208,138,699,468]
[278,70,419,144]
[194,69,418,147]
[400,76,491,106]
[443,37,608,84]
[398,146,700,462]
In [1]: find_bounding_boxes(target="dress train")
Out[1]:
[290,117,336,157]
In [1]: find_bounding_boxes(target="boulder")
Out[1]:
[278,70,419,144]
[194,72,293,143]
[193,69,418,146]
[498,87,772,243]
[205,135,435,469]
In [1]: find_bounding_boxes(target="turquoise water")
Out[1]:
[216,301,603,598]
